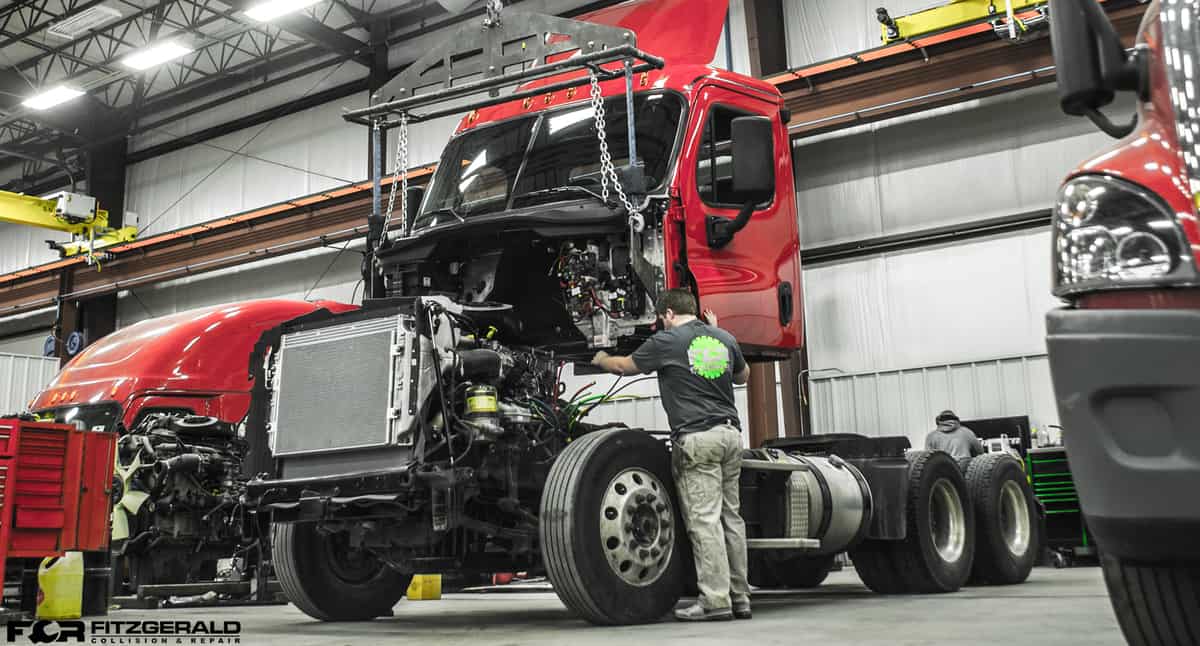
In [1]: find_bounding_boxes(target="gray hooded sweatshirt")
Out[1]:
[924,420,984,459]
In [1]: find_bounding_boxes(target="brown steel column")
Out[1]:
[779,351,805,437]
[747,362,779,448]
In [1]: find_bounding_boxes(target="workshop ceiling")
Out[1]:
[0,0,445,191]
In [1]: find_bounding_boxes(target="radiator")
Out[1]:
[269,314,423,457]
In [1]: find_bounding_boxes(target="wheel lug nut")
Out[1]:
[624,524,634,534]
[639,549,650,559]
[655,503,666,512]
[646,494,656,503]
[651,548,660,558]
[635,494,646,504]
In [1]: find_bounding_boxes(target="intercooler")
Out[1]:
[269,313,424,456]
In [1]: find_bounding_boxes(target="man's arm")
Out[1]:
[733,363,750,385]
[592,351,641,376]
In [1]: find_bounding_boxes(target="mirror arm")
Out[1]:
[705,200,757,249]
[1084,107,1138,139]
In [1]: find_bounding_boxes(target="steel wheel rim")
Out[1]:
[999,479,1031,556]
[598,467,674,587]
[930,478,966,563]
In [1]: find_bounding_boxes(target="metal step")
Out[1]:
[746,538,820,550]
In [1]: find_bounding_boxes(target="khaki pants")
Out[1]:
[671,424,750,610]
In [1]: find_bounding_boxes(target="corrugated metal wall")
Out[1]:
[810,354,1058,450]
[0,353,58,415]
[803,229,1059,373]
[793,85,1125,247]
[115,242,362,327]
[783,0,945,67]
[0,224,62,275]
[0,331,48,356]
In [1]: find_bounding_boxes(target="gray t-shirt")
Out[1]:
[631,319,746,437]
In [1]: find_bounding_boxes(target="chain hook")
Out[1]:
[588,70,643,229]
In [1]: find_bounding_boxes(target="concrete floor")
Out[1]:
[107,567,1122,646]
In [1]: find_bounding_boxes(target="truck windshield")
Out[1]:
[38,403,122,433]
[415,92,684,230]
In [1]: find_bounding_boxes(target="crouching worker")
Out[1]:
[591,288,752,622]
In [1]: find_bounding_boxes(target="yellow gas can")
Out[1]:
[406,574,442,600]
[36,552,84,620]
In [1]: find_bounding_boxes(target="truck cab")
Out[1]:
[367,0,801,359]
[1046,0,1200,642]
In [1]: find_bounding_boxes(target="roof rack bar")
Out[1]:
[344,45,664,127]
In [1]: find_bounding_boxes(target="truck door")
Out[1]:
[678,83,802,354]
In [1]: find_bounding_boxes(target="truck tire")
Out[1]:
[540,428,686,625]
[850,450,974,594]
[1101,555,1200,646]
[273,522,409,621]
[964,453,1038,585]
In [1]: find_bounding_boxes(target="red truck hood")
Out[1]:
[31,299,354,413]
[461,0,734,132]
[579,0,728,66]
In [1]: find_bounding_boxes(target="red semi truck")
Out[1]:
[1046,0,1200,643]
[235,0,1040,626]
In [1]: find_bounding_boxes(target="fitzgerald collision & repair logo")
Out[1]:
[5,620,241,645]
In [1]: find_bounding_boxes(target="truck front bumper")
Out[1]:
[1046,308,1200,561]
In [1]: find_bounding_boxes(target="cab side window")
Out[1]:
[696,106,775,208]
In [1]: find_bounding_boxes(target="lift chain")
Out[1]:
[588,71,643,230]
[383,113,410,240]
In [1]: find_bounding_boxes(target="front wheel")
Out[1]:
[540,428,687,625]
[273,522,410,621]
[1101,555,1200,646]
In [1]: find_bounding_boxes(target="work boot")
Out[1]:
[732,597,752,620]
[673,603,733,622]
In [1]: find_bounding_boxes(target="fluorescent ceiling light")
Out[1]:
[120,41,193,70]
[244,0,323,21]
[21,86,85,110]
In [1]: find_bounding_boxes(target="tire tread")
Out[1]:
[1103,555,1200,646]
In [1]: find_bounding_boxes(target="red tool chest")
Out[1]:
[0,419,116,561]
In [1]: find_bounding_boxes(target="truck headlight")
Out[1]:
[1053,175,1195,296]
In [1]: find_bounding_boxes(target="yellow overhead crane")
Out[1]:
[877,0,1050,44]
[0,189,137,263]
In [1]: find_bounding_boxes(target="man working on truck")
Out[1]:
[591,288,752,622]
[925,410,984,459]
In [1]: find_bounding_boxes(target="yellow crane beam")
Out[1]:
[0,189,137,260]
[879,0,1048,43]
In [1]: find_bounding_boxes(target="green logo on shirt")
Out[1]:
[688,335,729,379]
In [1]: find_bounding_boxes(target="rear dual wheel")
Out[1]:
[851,450,975,594]
[964,453,1038,585]
[540,428,687,625]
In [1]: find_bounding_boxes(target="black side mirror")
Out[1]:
[730,116,774,203]
[404,185,424,231]
[707,116,776,249]
[1049,0,1146,137]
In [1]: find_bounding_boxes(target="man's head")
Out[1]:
[935,410,959,424]
[655,288,698,330]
